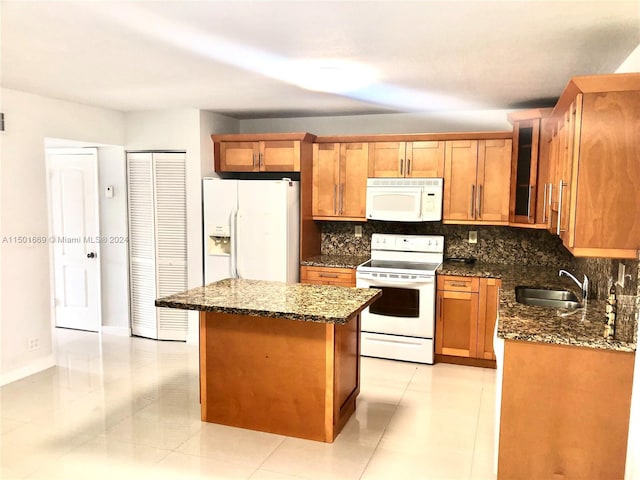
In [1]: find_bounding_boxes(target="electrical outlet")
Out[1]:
[617,263,626,287]
[354,225,363,238]
[468,230,478,244]
[27,337,39,351]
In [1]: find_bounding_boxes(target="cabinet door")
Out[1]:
[557,98,581,247]
[312,143,340,218]
[260,140,300,172]
[477,278,501,361]
[574,91,640,252]
[443,140,478,221]
[219,141,259,172]
[535,120,552,225]
[510,120,540,224]
[368,142,404,177]
[339,143,368,219]
[547,126,560,233]
[477,139,511,223]
[435,289,479,358]
[406,141,445,177]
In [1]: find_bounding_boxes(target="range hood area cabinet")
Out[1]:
[507,108,553,226]
[311,142,368,221]
[212,132,316,172]
[368,140,445,178]
[443,137,512,225]
[546,75,640,259]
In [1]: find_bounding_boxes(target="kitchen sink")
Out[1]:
[515,286,582,309]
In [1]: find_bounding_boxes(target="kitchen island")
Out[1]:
[155,278,381,443]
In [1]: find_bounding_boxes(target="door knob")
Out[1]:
[87,252,96,259]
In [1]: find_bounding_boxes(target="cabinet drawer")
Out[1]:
[437,275,479,293]
[300,266,356,287]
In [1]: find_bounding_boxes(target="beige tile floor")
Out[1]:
[1,329,497,480]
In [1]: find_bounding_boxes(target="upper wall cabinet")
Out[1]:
[507,109,553,226]
[368,141,444,178]
[312,142,368,221]
[212,133,316,172]
[443,137,512,224]
[546,74,640,258]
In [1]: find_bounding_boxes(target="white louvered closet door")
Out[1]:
[127,152,188,341]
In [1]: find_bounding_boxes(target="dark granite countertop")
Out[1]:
[301,254,369,269]
[439,261,637,353]
[155,278,381,325]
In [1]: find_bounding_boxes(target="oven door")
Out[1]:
[356,273,435,338]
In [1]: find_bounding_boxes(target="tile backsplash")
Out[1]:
[574,256,639,343]
[321,221,639,343]
[321,222,575,267]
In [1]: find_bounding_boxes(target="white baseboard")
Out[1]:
[0,354,56,386]
[101,326,131,337]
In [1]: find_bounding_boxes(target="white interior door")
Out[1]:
[47,148,101,332]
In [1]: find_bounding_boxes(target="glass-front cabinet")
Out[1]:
[508,108,553,225]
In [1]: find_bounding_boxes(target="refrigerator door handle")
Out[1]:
[230,208,239,278]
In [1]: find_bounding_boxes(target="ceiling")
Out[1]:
[1,1,638,119]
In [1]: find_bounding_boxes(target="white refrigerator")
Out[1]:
[203,178,300,284]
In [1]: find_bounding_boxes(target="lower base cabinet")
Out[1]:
[435,275,500,367]
[300,266,356,287]
[498,340,634,479]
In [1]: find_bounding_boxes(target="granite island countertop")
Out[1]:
[155,278,381,325]
[439,261,637,353]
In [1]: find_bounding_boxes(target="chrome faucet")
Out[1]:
[559,269,589,301]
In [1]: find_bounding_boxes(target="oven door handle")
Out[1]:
[357,276,434,287]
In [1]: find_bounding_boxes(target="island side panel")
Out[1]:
[200,311,330,442]
[498,339,635,479]
[333,312,360,439]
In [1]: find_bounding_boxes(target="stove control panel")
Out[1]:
[371,233,444,253]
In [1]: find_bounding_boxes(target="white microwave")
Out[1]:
[365,178,443,222]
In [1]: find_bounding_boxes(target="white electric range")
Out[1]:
[356,233,444,364]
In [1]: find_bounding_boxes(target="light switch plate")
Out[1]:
[617,263,626,287]
[355,225,363,238]
[468,230,478,244]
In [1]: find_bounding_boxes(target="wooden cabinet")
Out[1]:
[300,265,356,287]
[443,139,512,224]
[212,133,315,173]
[545,74,640,258]
[312,142,368,221]
[368,141,444,178]
[507,109,553,225]
[435,275,500,366]
[498,340,634,479]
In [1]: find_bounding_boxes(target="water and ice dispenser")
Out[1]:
[207,225,231,256]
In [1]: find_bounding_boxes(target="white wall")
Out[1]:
[124,109,238,344]
[238,109,514,135]
[97,145,129,335]
[0,88,124,385]
[200,111,239,177]
[616,43,640,73]
[617,41,640,480]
